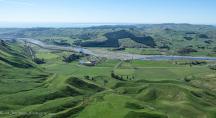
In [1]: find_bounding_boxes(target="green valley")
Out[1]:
[1,26,216,118]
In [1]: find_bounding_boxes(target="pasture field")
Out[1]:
[1,44,216,118]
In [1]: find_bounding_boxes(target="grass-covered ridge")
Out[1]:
[79,30,156,47]
[1,23,216,118]
[1,24,216,56]
[1,40,216,118]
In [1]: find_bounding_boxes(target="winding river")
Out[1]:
[18,38,216,61]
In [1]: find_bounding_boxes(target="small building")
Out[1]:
[79,60,96,66]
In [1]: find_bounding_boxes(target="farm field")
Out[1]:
[1,41,216,118]
[1,24,216,118]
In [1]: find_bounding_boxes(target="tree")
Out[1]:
[103,80,108,86]
[111,71,123,81]
[177,47,197,55]
[84,76,90,80]
[33,58,45,64]
[212,47,216,53]
[199,34,209,39]
[63,54,80,63]
[0,40,7,47]
[209,64,216,70]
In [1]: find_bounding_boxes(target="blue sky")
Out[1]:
[0,0,215,24]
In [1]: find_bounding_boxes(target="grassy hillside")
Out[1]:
[1,24,216,56]
[1,24,216,118]
[0,41,106,118]
[78,30,156,47]
[1,40,216,117]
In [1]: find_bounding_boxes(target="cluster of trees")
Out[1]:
[208,64,216,70]
[204,40,213,44]
[159,44,170,50]
[199,34,209,39]
[84,76,108,86]
[33,58,45,64]
[63,54,81,63]
[43,39,71,46]
[213,47,216,53]
[184,37,193,41]
[53,40,71,46]
[111,71,135,81]
[175,60,207,66]
[189,61,207,65]
[177,47,197,55]
[111,47,126,51]
[111,71,124,81]
[0,40,7,47]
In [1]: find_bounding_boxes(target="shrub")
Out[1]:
[84,76,90,80]
[204,40,213,44]
[176,61,207,65]
[199,34,209,39]
[0,40,7,47]
[212,47,216,53]
[33,58,45,64]
[177,47,197,54]
[208,64,216,70]
[63,54,80,63]
[184,37,193,40]
[111,71,124,81]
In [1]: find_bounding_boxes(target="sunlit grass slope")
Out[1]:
[1,42,216,118]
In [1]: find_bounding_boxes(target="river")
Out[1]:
[18,38,216,61]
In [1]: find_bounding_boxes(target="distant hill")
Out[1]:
[0,24,216,54]
[78,30,156,47]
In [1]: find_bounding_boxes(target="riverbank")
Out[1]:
[18,38,216,61]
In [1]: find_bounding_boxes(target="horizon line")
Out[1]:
[0,22,215,28]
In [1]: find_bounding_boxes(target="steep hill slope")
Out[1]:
[0,40,105,118]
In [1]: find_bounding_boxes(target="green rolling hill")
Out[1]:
[1,24,216,118]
